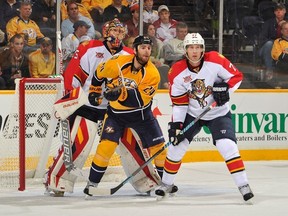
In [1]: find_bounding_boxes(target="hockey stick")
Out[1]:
[61,119,89,180]
[88,101,217,196]
[59,85,125,180]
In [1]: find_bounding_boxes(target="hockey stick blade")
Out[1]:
[88,101,217,196]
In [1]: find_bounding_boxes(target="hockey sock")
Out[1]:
[155,166,163,178]
[88,163,107,183]
[162,157,182,185]
[216,139,249,187]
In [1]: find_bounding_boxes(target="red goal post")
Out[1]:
[18,78,62,190]
[0,78,63,191]
[0,78,123,192]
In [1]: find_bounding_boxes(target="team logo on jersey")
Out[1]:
[95,52,104,58]
[183,75,192,83]
[188,79,212,108]
[104,126,115,134]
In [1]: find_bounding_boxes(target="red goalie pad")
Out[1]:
[118,128,161,193]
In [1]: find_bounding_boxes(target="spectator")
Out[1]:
[29,37,55,78]
[61,0,93,22]
[123,36,135,48]
[30,0,56,43]
[161,21,188,67]
[271,21,288,76]
[143,22,169,89]
[30,0,56,29]
[259,3,287,80]
[81,0,108,23]
[61,1,97,39]
[102,0,132,23]
[61,20,90,68]
[153,5,177,43]
[125,2,139,38]
[6,2,45,51]
[143,0,158,24]
[0,34,30,90]
[0,0,21,33]
[0,29,5,45]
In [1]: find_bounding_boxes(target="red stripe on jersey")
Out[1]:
[171,93,189,106]
[164,158,182,174]
[226,157,245,174]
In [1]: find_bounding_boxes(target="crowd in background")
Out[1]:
[0,0,287,90]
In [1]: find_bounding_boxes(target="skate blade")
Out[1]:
[156,192,176,201]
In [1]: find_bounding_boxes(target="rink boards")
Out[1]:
[0,89,287,163]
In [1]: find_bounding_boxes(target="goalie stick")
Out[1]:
[61,119,89,180]
[88,101,217,196]
[59,85,126,180]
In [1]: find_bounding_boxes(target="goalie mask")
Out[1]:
[102,18,126,49]
[183,33,205,64]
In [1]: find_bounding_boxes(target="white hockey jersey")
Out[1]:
[64,40,133,109]
[61,33,80,60]
[168,51,243,122]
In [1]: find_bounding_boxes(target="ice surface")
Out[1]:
[1,161,287,216]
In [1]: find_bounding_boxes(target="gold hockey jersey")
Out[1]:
[6,16,44,46]
[93,54,160,112]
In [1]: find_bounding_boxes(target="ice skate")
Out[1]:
[155,183,178,197]
[239,184,254,201]
[83,181,98,196]
[44,185,65,197]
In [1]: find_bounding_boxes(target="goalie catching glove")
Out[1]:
[168,122,185,146]
[212,82,230,106]
[88,86,102,106]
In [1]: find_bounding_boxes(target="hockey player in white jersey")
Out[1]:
[45,18,134,196]
[155,33,254,201]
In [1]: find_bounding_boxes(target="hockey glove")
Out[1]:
[212,82,230,106]
[103,84,122,101]
[168,122,185,146]
[88,86,102,106]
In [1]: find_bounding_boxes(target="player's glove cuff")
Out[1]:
[212,82,230,106]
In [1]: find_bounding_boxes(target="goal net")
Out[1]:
[0,78,123,191]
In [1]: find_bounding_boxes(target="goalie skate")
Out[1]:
[239,184,254,201]
[155,184,178,197]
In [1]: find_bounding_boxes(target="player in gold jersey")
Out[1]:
[84,36,167,195]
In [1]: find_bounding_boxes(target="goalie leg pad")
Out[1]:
[118,128,161,193]
[46,116,97,193]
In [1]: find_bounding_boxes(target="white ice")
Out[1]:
[1,161,288,216]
